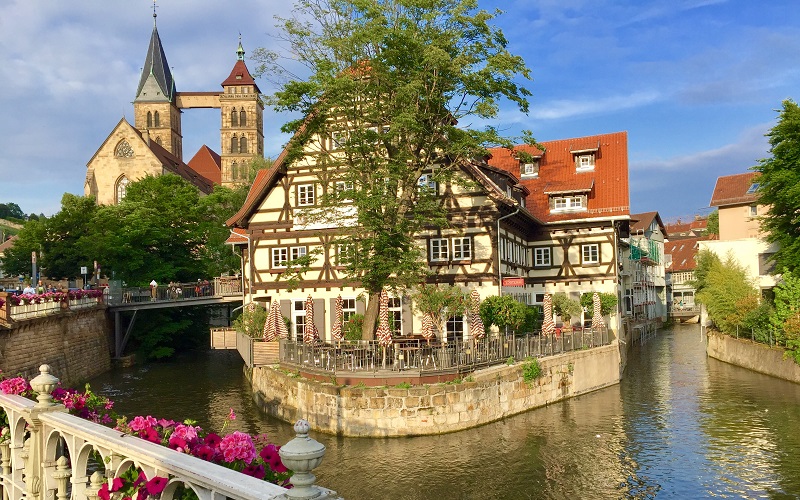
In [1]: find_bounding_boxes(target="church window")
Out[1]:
[156,137,162,146]
[146,111,152,128]
[231,161,239,181]
[240,109,247,126]
[230,136,239,154]
[154,111,160,127]
[116,176,130,204]
[114,140,134,158]
[240,136,248,154]
[231,108,238,127]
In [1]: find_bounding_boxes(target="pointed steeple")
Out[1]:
[236,34,245,61]
[221,37,260,93]
[134,12,176,103]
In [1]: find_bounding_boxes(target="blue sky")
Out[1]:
[1,0,798,222]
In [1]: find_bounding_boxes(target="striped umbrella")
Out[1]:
[303,295,320,344]
[375,290,393,347]
[331,295,345,342]
[276,300,289,340]
[421,313,435,342]
[541,293,555,336]
[263,300,279,342]
[469,289,485,340]
[591,292,604,330]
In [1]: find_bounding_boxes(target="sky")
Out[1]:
[1,0,799,222]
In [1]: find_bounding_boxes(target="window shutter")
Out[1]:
[402,296,413,335]
[280,300,291,331]
[356,298,366,316]
[329,298,337,330]
[314,299,325,340]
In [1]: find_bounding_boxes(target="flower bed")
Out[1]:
[0,372,292,498]
[4,289,102,306]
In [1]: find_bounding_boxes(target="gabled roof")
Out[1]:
[0,234,17,255]
[487,131,629,223]
[665,236,711,272]
[709,172,760,207]
[135,18,176,102]
[148,139,215,194]
[630,211,666,236]
[221,60,261,93]
[665,217,707,237]
[225,227,248,245]
[187,145,222,186]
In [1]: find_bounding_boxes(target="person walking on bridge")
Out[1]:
[150,279,158,301]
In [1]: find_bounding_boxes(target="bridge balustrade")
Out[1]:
[0,292,103,326]
[0,365,341,500]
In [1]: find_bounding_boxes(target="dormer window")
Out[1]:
[520,160,539,178]
[575,153,595,171]
[550,195,586,212]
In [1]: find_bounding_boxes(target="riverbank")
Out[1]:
[247,342,621,437]
[706,329,800,384]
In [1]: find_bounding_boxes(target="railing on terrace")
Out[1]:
[276,327,611,374]
[0,291,103,326]
[0,365,341,500]
[108,276,242,305]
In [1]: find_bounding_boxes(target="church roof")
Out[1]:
[187,145,222,186]
[220,41,260,93]
[147,139,214,194]
[135,16,176,102]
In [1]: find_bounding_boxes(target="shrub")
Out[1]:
[522,357,542,384]
[344,314,365,341]
[579,292,618,316]
[479,295,528,333]
[552,293,581,325]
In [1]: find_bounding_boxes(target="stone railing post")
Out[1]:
[278,420,342,500]
[24,365,67,500]
[52,456,71,500]
[85,471,105,500]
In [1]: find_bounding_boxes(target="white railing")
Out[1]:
[0,366,341,500]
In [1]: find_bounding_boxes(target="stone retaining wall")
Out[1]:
[248,343,621,437]
[0,309,111,386]
[706,330,800,384]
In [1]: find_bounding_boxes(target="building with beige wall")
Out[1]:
[85,15,263,205]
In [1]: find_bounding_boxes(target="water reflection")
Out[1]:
[89,325,800,499]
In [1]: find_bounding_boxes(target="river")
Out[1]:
[88,324,800,499]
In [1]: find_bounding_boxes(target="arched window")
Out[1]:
[239,109,247,126]
[239,136,248,154]
[155,137,162,146]
[230,136,238,154]
[114,140,134,158]
[230,108,238,127]
[116,176,130,204]
[146,111,152,128]
[154,111,160,127]
[231,162,238,181]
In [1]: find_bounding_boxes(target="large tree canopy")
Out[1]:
[754,99,800,273]
[254,0,536,334]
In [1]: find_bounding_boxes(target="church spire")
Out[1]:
[237,33,245,61]
[135,5,176,103]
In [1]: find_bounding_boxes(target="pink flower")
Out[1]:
[98,483,111,500]
[171,423,199,442]
[145,476,168,496]
[110,477,124,492]
[228,408,236,420]
[260,444,282,469]
[194,445,215,461]
[219,431,256,464]
[0,377,30,395]
[204,432,222,448]
[168,436,187,452]
[243,464,265,479]
[129,416,157,432]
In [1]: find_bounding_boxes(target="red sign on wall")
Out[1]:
[502,277,525,287]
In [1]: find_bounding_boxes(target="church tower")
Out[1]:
[219,39,264,186]
[133,12,183,160]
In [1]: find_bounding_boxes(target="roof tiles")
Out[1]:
[709,172,760,207]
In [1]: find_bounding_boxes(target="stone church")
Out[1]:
[85,13,264,205]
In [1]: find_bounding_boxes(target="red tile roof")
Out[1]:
[221,60,261,93]
[709,172,760,207]
[225,227,248,245]
[0,234,17,254]
[187,145,222,186]
[665,217,707,237]
[147,139,215,194]
[665,236,710,272]
[487,131,629,223]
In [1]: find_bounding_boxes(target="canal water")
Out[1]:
[89,324,800,499]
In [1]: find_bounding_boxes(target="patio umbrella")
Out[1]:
[276,304,289,340]
[303,295,320,344]
[375,290,393,347]
[469,289,485,341]
[591,292,604,330]
[541,294,555,336]
[263,300,279,342]
[331,295,345,342]
[421,313,435,343]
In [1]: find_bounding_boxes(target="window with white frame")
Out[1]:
[290,246,307,261]
[749,205,757,216]
[534,247,551,267]
[342,298,357,322]
[336,244,355,266]
[575,153,595,170]
[534,293,545,304]
[331,131,347,149]
[582,243,600,265]
[520,161,539,177]
[551,195,586,212]
[335,180,354,199]
[452,237,472,260]
[388,297,402,335]
[272,248,288,268]
[430,238,449,261]
[297,184,315,206]
[418,174,437,193]
[292,300,306,341]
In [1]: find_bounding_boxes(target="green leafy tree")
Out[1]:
[770,271,800,360]
[691,248,721,295]
[39,194,99,279]
[0,217,46,278]
[753,99,800,273]
[233,304,268,339]
[479,295,528,333]
[695,252,759,335]
[0,203,25,221]
[256,0,536,337]
[412,284,468,339]
[705,210,719,236]
[552,293,581,325]
[579,292,618,316]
